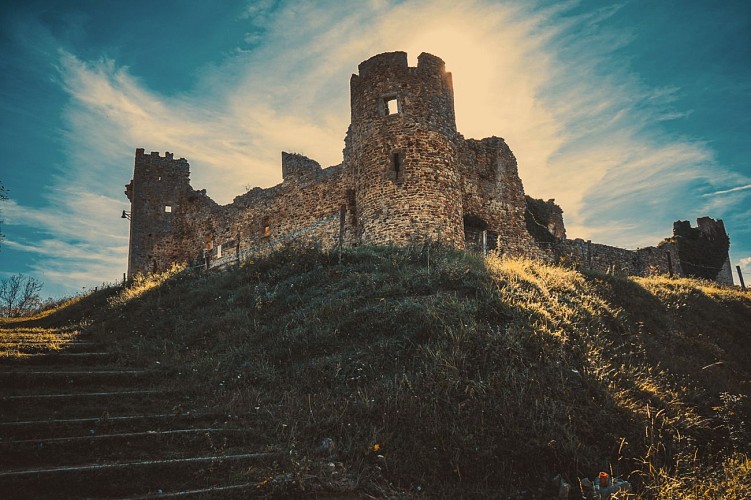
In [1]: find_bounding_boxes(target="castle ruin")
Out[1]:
[124,51,733,284]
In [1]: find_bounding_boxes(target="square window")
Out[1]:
[385,97,399,115]
[165,205,172,213]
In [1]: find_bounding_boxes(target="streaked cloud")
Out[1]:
[703,184,751,197]
[5,0,749,294]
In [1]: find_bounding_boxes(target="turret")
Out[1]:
[125,149,192,277]
[345,51,464,246]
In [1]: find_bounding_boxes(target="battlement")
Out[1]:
[353,51,448,81]
[355,51,409,79]
[673,217,728,240]
[135,148,189,167]
[416,52,446,73]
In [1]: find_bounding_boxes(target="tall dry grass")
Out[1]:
[7,245,750,497]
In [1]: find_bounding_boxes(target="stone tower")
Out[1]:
[345,52,464,247]
[124,149,192,277]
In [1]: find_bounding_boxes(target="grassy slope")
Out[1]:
[4,246,750,498]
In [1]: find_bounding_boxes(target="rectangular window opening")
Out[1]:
[385,97,399,115]
[391,152,402,180]
[164,205,172,213]
[262,216,271,237]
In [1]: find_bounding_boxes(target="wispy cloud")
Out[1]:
[703,184,751,197]
[6,0,749,295]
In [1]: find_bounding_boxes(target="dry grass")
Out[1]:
[4,245,750,497]
[0,327,82,357]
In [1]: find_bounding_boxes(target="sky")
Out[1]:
[0,0,749,298]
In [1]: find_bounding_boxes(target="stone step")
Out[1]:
[0,352,114,366]
[123,481,255,499]
[0,427,269,469]
[0,368,155,390]
[0,411,223,441]
[0,389,176,421]
[0,341,104,355]
[0,333,78,343]
[0,451,280,499]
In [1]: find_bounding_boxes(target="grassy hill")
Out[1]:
[3,245,750,498]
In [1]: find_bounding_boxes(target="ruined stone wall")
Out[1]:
[168,156,352,271]
[125,51,734,286]
[550,218,732,283]
[458,137,548,259]
[554,239,683,277]
[525,196,566,242]
[126,149,352,277]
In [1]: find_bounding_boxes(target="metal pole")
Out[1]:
[236,234,241,267]
[737,265,746,290]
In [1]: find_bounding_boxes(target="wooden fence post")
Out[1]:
[737,265,746,290]
[339,205,346,264]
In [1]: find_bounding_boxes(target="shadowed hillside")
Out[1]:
[2,246,750,498]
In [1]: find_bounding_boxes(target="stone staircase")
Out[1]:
[0,334,279,498]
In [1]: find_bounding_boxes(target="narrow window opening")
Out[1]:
[391,152,402,181]
[384,97,399,115]
[216,244,222,259]
[262,216,271,237]
[164,205,172,213]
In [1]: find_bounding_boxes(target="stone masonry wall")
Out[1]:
[458,137,548,259]
[554,238,683,277]
[126,149,217,276]
[346,52,464,247]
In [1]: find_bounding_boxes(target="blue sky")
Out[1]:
[1,0,749,298]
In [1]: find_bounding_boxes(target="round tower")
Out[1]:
[345,51,464,247]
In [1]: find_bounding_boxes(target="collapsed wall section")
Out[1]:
[458,137,549,259]
[524,196,566,242]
